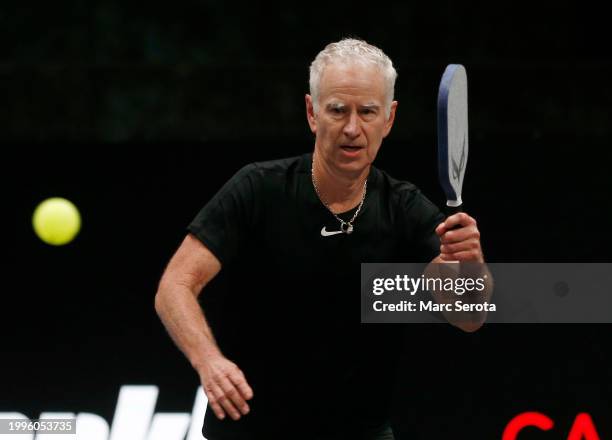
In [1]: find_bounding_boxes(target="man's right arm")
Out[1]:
[154,233,253,421]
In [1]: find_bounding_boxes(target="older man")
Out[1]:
[155,38,484,440]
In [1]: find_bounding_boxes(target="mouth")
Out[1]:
[340,145,364,152]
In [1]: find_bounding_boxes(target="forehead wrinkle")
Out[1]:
[321,84,385,105]
[325,84,379,96]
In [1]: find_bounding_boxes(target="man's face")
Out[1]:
[306,62,397,175]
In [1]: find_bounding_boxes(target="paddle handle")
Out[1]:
[445,204,463,216]
[445,204,463,230]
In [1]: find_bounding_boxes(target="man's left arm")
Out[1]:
[426,212,493,332]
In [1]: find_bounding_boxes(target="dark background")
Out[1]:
[3,1,611,438]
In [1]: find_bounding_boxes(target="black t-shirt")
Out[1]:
[187,153,444,438]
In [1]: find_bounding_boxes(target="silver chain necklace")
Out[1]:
[311,157,367,235]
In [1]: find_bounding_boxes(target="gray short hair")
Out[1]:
[309,38,398,117]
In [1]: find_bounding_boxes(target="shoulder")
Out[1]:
[220,154,305,188]
[372,166,442,220]
[372,166,425,203]
[231,154,309,192]
[250,154,309,178]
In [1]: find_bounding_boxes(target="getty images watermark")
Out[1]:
[361,263,612,323]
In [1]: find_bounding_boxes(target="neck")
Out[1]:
[312,152,369,213]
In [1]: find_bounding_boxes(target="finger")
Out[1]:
[435,222,446,236]
[204,382,227,420]
[440,238,481,255]
[443,212,474,230]
[228,369,254,401]
[220,376,250,416]
[439,252,457,261]
[440,225,480,245]
[445,250,484,262]
[215,378,243,420]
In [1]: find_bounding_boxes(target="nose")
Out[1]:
[343,111,361,139]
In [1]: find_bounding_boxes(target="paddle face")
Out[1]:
[437,64,469,209]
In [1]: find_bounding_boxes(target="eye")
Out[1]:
[360,108,378,118]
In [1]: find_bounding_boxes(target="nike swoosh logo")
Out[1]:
[320,227,343,237]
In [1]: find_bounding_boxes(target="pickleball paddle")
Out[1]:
[437,64,469,216]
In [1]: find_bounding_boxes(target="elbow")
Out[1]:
[154,280,171,316]
[455,320,484,333]
[154,277,199,316]
[154,289,164,316]
[454,313,486,332]
[443,310,486,333]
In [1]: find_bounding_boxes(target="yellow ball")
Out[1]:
[32,197,81,246]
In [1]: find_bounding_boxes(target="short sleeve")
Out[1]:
[400,189,445,262]
[187,163,258,266]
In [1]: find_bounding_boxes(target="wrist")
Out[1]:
[192,346,222,369]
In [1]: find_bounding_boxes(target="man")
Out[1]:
[155,38,485,440]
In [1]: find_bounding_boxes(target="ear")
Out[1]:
[305,94,317,134]
[382,101,398,138]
